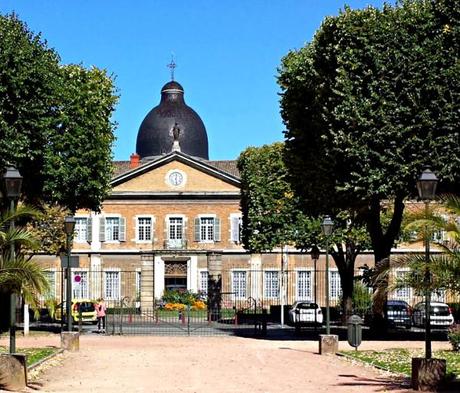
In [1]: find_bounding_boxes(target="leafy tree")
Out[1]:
[278,0,460,317]
[237,143,371,320]
[0,14,118,212]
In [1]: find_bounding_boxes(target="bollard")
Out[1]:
[347,315,363,350]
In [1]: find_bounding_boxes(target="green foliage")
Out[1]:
[161,289,203,306]
[237,143,319,252]
[278,0,460,266]
[0,13,118,212]
[351,281,372,315]
[448,324,460,352]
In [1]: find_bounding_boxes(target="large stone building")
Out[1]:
[38,79,428,311]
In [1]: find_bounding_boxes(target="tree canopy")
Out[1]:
[278,0,460,264]
[0,14,118,212]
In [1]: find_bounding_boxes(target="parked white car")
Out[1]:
[412,301,454,328]
[288,301,323,327]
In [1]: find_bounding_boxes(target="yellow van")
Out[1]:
[55,299,97,324]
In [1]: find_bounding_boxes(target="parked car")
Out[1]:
[384,300,412,329]
[288,301,323,328]
[412,301,454,328]
[55,299,97,324]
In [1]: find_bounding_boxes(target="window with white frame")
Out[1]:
[199,271,208,294]
[135,270,141,300]
[104,271,120,300]
[102,217,126,242]
[195,216,221,242]
[264,271,279,299]
[41,270,56,299]
[432,289,446,302]
[329,270,342,299]
[394,269,412,301]
[168,217,183,240]
[72,271,89,299]
[75,217,89,242]
[297,270,312,300]
[232,271,247,298]
[137,217,153,241]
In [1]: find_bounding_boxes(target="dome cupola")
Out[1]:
[136,80,209,160]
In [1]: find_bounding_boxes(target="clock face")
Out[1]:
[169,171,183,186]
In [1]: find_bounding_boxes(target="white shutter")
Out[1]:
[99,217,106,242]
[214,218,221,242]
[230,216,240,242]
[119,217,126,241]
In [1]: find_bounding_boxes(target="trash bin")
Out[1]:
[347,315,363,350]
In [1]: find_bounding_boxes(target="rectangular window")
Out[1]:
[264,271,279,299]
[72,271,89,299]
[106,217,120,241]
[199,271,208,295]
[137,217,152,241]
[232,271,246,299]
[75,218,88,242]
[169,217,183,240]
[135,271,141,300]
[104,271,120,300]
[200,217,214,241]
[297,270,312,300]
[41,271,56,299]
[230,215,242,243]
[394,269,411,301]
[329,270,342,300]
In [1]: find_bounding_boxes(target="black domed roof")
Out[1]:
[136,80,209,160]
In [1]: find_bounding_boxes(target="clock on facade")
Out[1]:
[168,171,184,186]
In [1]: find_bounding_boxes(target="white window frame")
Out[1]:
[74,216,89,243]
[105,215,121,242]
[104,269,121,300]
[198,269,209,295]
[135,268,141,301]
[198,215,215,243]
[72,269,89,299]
[296,269,313,301]
[231,270,247,299]
[166,215,185,241]
[136,215,154,243]
[329,269,342,300]
[229,213,242,243]
[41,269,56,300]
[263,270,280,299]
[393,268,412,301]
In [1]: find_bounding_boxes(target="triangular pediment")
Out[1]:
[111,152,240,195]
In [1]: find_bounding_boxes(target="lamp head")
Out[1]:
[321,215,334,236]
[417,167,438,201]
[3,166,23,199]
[64,216,76,235]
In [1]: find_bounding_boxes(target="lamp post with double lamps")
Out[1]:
[2,167,23,354]
[321,216,334,335]
[416,168,438,360]
[64,216,76,332]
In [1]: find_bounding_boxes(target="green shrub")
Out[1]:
[447,324,460,351]
[161,289,204,306]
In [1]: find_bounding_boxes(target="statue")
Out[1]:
[172,122,181,141]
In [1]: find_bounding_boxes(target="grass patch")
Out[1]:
[0,346,58,366]
[341,348,460,378]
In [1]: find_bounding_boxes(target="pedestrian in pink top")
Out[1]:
[95,298,107,333]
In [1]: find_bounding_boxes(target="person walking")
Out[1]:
[95,298,107,333]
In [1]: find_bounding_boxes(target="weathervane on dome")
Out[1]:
[167,55,177,81]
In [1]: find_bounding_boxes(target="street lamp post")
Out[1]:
[64,216,76,332]
[416,168,438,360]
[310,246,320,328]
[2,166,23,354]
[321,216,334,335]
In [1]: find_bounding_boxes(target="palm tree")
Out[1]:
[375,194,460,298]
[0,205,50,311]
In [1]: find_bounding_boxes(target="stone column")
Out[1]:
[140,253,155,312]
[207,252,222,321]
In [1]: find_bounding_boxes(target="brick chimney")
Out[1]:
[129,153,141,169]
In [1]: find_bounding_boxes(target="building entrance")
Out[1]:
[164,260,188,291]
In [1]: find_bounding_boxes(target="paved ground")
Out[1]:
[0,334,454,393]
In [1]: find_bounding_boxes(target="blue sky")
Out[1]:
[1,1,388,161]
